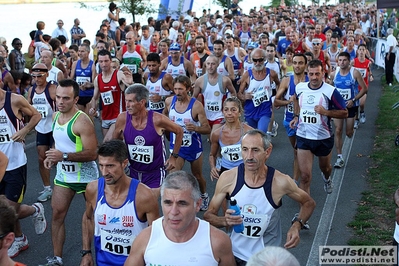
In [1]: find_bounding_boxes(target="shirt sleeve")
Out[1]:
[329,88,347,110]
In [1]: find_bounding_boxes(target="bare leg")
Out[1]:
[37,145,51,187]
[190,154,206,194]
[297,149,314,195]
[51,185,76,258]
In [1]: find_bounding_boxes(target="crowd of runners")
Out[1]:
[0,1,398,265]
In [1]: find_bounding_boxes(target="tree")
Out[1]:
[116,0,157,23]
[268,0,295,8]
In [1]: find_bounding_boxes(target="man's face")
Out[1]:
[161,30,168,39]
[98,155,127,185]
[78,47,89,60]
[161,188,200,234]
[312,39,321,51]
[347,37,354,48]
[98,55,111,72]
[213,44,224,57]
[290,32,297,42]
[96,43,106,51]
[338,56,350,70]
[31,71,48,86]
[170,50,181,61]
[69,49,77,59]
[265,46,275,61]
[147,60,160,75]
[225,38,234,49]
[252,51,265,71]
[307,65,324,88]
[57,20,64,29]
[357,46,366,58]
[205,57,218,74]
[307,29,315,40]
[125,93,144,115]
[100,27,108,35]
[152,32,160,43]
[315,25,322,34]
[173,82,189,101]
[56,86,78,113]
[40,51,52,65]
[142,29,149,38]
[241,133,270,172]
[195,38,205,53]
[292,55,306,75]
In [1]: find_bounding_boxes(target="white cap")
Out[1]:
[216,18,223,25]
[225,29,234,36]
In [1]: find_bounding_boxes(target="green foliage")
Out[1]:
[267,0,297,8]
[117,0,157,23]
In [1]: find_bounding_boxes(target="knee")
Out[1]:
[335,127,343,135]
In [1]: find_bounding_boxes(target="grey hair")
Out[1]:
[387,28,394,35]
[161,171,201,204]
[243,129,271,150]
[246,246,300,266]
[251,48,267,59]
[125,84,149,103]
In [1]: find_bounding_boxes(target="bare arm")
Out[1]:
[225,57,236,81]
[112,112,127,140]
[0,151,8,183]
[210,227,237,266]
[184,59,197,84]
[192,76,203,99]
[274,76,290,107]
[237,71,250,101]
[186,100,210,135]
[80,181,97,266]
[123,227,151,266]
[8,52,16,70]
[56,59,68,79]
[209,128,221,181]
[11,94,41,142]
[69,61,77,79]
[135,184,160,225]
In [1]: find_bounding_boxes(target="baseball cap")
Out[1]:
[169,43,181,51]
[225,29,233,36]
[216,18,223,25]
[354,29,363,35]
[247,42,259,49]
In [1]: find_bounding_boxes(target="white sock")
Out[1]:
[44,186,51,190]
[337,154,343,159]
[15,234,24,241]
[55,256,63,263]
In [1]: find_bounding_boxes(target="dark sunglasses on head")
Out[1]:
[252,58,264,63]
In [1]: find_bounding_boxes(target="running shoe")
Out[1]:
[271,121,279,137]
[354,120,359,129]
[359,113,366,124]
[200,193,209,211]
[292,213,310,230]
[39,257,64,266]
[37,187,52,202]
[32,202,47,235]
[324,177,333,194]
[334,157,344,168]
[8,235,29,258]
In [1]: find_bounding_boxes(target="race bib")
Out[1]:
[100,229,133,256]
[337,88,351,100]
[76,76,90,86]
[128,144,154,164]
[221,144,242,162]
[356,68,367,78]
[206,101,221,112]
[252,89,270,107]
[126,64,137,74]
[0,125,12,144]
[101,91,114,105]
[149,101,165,110]
[300,109,321,125]
[287,101,294,113]
[240,212,270,239]
[196,68,202,77]
[34,104,50,119]
[234,69,240,80]
[61,162,79,173]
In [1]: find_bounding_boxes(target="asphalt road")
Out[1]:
[15,70,382,265]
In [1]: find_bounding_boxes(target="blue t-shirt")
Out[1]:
[277,39,292,57]
[34,30,43,42]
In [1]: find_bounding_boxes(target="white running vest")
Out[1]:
[201,74,225,121]
[144,217,218,266]
[31,85,54,133]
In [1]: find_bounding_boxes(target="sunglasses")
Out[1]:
[31,73,46,78]
[0,232,10,240]
[14,43,22,45]
[252,58,264,63]
[312,43,321,46]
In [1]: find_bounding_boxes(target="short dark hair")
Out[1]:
[97,49,112,60]
[118,18,126,25]
[307,59,323,70]
[0,196,17,235]
[57,35,67,44]
[293,53,308,65]
[213,39,224,47]
[195,35,206,43]
[338,51,350,61]
[125,84,149,103]
[59,79,80,98]
[98,140,128,163]
[147,52,161,63]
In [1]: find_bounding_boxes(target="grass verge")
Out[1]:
[348,81,399,246]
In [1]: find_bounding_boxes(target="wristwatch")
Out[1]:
[291,216,305,229]
[80,249,91,257]
[351,98,356,103]
[63,153,69,161]
[171,152,179,158]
